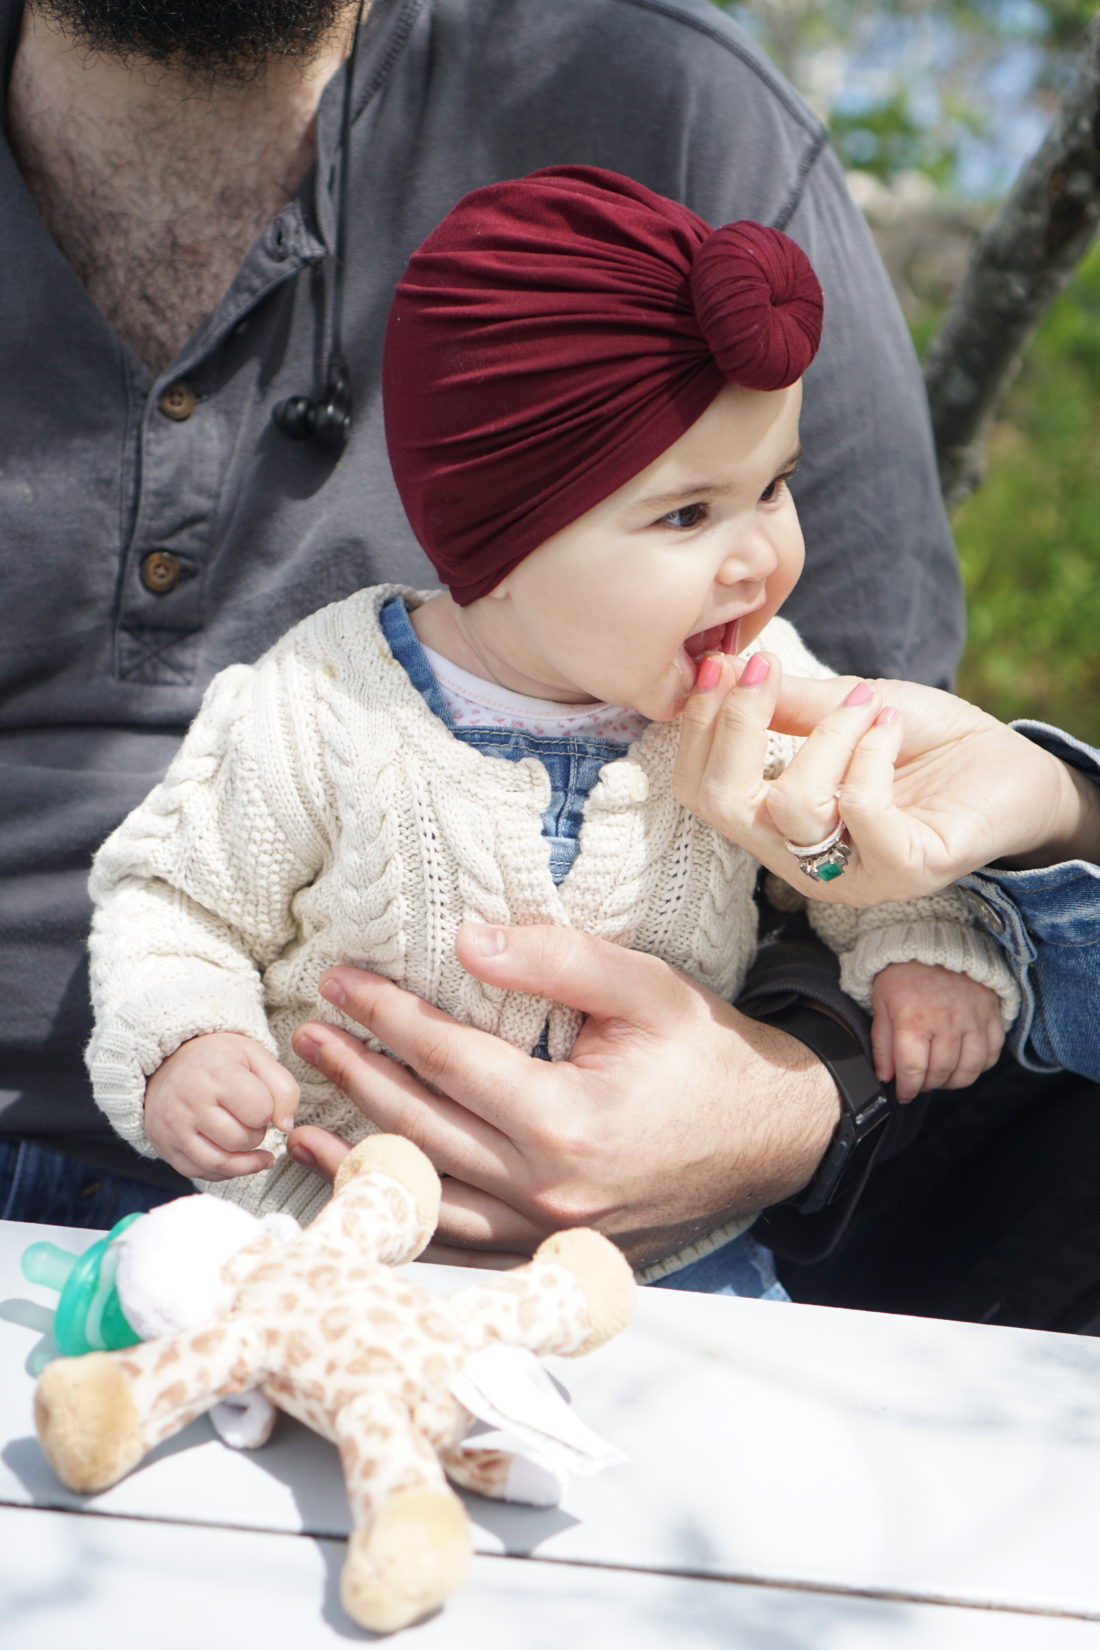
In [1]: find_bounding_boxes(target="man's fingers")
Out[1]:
[451,923,691,1037]
[436,1179,547,1252]
[419,1242,529,1270]
[292,1016,524,1169]
[286,1123,351,1185]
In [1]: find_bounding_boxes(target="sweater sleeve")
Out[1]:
[806,892,1021,1028]
[86,649,329,1156]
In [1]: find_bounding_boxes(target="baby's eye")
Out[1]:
[759,477,787,505]
[660,502,708,530]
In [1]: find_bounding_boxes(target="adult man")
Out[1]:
[1,0,961,1260]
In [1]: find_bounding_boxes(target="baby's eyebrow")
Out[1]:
[637,445,803,510]
[637,482,735,509]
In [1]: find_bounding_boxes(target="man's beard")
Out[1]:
[34,0,354,78]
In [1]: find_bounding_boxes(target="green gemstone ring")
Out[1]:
[782,822,853,884]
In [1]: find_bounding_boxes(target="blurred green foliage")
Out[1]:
[719,1,1100,737]
[948,245,1100,741]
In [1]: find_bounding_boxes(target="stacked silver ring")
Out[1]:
[782,822,852,883]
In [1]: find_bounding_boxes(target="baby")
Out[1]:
[87,167,1016,1291]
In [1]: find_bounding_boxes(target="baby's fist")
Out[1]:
[871,961,1004,1102]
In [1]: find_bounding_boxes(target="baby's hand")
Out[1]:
[144,1031,300,1180]
[871,962,1004,1102]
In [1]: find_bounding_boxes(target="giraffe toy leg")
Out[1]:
[35,1316,263,1493]
[309,1135,442,1266]
[334,1389,470,1634]
[439,1439,566,1507]
[452,1228,636,1360]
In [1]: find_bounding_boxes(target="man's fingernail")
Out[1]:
[467,923,506,957]
[319,977,346,1007]
[740,653,770,687]
[695,655,722,693]
[844,681,874,707]
[875,706,898,726]
[289,1143,316,1170]
[296,1035,320,1065]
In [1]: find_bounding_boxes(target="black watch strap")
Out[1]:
[754,1000,897,1262]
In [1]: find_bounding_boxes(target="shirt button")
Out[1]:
[158,381,197,421]
[961,887,1005,933]
[141,550,183,594]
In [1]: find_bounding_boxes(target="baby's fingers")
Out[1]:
[942,1023,1005,1091]
[245,1046,301,1134]
[889,1024,933,1102]
[189,1140,278,1181]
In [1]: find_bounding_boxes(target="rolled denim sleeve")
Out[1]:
[959,722,1100,1082]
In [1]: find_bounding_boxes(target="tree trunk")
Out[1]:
[923,16,1100,510]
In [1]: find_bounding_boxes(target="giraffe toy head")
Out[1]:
[33,1135,636,1633]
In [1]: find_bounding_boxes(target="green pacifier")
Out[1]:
[21,1213,144,1356]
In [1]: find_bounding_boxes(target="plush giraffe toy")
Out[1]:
[33,1135,636,1634]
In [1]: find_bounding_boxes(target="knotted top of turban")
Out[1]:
[383,165,823,605]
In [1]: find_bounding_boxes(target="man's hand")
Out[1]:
[287,924,841,1270]
[144,1031,300,1181]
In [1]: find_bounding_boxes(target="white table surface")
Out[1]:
[4,1218,1100,1645]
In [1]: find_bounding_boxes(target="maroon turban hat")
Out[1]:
[383,165,824,605]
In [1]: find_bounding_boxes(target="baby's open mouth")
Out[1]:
[684,618,740,662]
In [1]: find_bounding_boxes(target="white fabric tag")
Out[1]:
[451,1344,627,1477]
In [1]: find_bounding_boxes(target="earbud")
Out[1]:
[272,0,363,458]
[272,355,353,455]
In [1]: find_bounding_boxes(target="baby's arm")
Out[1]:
[870,961,1005,1102]
[144,1032,302,1181]
[88,651,327,1165]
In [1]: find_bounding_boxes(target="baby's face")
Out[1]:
[471,379,805,721]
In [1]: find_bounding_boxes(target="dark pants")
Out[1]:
[780,1057,1100,1334]
[0,1138,186,1230]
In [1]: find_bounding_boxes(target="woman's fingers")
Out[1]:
[673,651,781,836]
[763,682,883,849]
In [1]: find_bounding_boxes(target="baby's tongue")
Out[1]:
[685,622,731,661]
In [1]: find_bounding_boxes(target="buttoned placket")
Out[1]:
[111,48,357,687]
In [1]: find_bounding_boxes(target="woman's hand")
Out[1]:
[674,653,1095,905]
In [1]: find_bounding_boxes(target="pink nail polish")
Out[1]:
[875,706,898,726]
[289,1143,317,1170]
[296,1035,320,1065]
[843,681,874,707]
[695,656,722,693]
[740,653,770,687]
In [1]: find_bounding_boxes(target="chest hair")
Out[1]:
[7,59,317,376]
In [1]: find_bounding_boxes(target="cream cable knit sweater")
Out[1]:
[87,586,1018,1276]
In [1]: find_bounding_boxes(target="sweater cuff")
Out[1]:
[838,921,1022,1027]
[86,967,277,1157]
[635,1212,756,1284]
